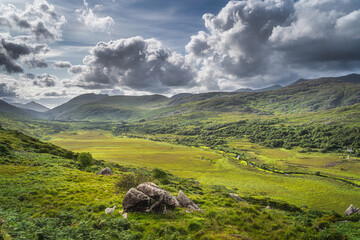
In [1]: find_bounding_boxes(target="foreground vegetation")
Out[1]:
[1,126,360,239]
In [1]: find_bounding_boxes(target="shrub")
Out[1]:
[115,173,152,192]
[0,144,11,156]
[78,152,93,168]
[152,168,168,179]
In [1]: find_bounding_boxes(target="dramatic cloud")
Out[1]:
[0,82,16,97]
[70,36,195,92]
[25,73,57,87]
[23,57,48,68]
[53,61,72,69]
[76,0,114,32]
[0,0,66,42]
[0,38,48,73]
[0,0,64,74]
[186,0,360,89]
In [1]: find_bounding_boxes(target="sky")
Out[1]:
[0,0,360,108]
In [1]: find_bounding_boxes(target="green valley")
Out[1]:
[1,74,360,239]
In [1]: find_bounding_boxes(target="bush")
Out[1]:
[152,168,168,179]
[115,173,152,192]
[78,152,93,168]
[0,144,11,156]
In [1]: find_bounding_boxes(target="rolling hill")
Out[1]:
[46,93,109,119]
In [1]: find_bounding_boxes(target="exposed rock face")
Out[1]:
[345,204,359,216]
[96,167,113,175]
[177,190,202,211]
[122,182,180,213]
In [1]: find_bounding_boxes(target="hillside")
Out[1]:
[47,93,109,119]
[54,94,170,121]
[0,99,30,117]
[12,101,50,112]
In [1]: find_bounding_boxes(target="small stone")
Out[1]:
[266,206,272,209]
[96,167,113,175]
[229,193,244,202]
[345,204,358,216]
[177,190,202,211]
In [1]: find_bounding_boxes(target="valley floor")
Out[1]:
[49,130,360,213]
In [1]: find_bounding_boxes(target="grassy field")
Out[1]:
[49,130,360,213]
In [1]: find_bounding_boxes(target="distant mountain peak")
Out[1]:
[10,101,49,112]
[235,84,282,93]
[291,73,360,86]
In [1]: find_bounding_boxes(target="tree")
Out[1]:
[78,152,93,168]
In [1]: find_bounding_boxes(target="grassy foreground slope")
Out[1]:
[2,127,360,240]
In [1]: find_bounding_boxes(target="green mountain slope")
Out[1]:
[56,94,170,121]
[47,93,109,119]
[0,99,30,116]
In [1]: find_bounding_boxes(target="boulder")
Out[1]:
[177,190,202,211]
[345,204,359,216]
[122,188,154,212]
[122,182,179,213]
[96,167,113,175]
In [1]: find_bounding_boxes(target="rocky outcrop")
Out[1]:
[177,190,202,211]
[122,182,201,213]
[123,182,179,213]
[96,167,113,175]
[345,204,359,216]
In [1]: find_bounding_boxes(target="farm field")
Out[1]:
[49,130,360,213]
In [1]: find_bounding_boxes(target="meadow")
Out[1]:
[49,130,360,213]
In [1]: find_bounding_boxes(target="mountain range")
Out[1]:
[1,73,360,122]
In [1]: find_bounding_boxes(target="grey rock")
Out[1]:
[345,204,359,216]
[229,193,244,202]
[266,206,272,209]
[122,182,180,213]
[177,190,202,211]
[122,188,154,212]
[96,167,113,175]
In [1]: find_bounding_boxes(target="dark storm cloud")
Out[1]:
[0,83,16,97]
[0,39,48,73]
[71,37,195,92]
[186,0,360,89]
[24,57,48,68]
[53,61,72,69]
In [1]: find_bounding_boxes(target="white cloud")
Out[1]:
[76,0,114,32]
[69,36,196,93]
[0,0,66,42]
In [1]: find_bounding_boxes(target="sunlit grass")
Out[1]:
[48,130,360,212]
